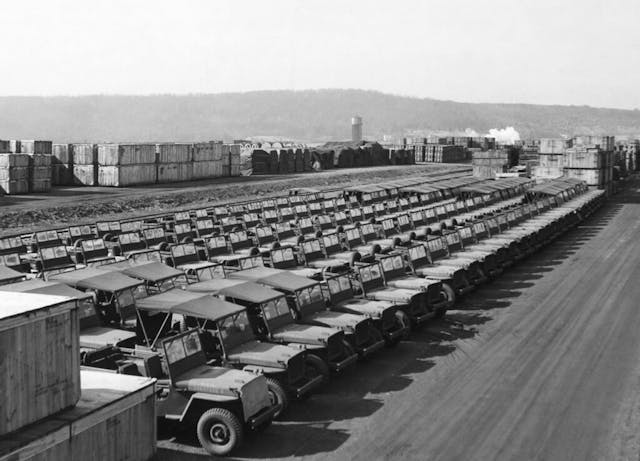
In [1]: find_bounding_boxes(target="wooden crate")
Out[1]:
[52,164,74,186]
[0,292,80,436]
[98,165,157,187]
[0,153,30,168]
[70,144,96,165]
[97,144,156,166]
[73,165,97,186]
[52,144,72,164]
[192,160,223,179]
[564,148,605,169]
[563,167,605,186]
[156,162,193,183]
[0,369,156,461]
[192,142,214,162]
[538,153,564,168]
[30,179,52,193]
[0,166,28,181]
[539,138,567,154]
[0,179,29,194]
[157,143,192,163]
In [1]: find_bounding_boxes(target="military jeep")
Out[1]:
[157,330,279,456]
[228,267,359,372]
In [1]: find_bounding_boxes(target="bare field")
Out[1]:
[0,164,469,236]
[158,178,640,461]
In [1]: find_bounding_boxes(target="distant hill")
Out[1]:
[0,89,639,143]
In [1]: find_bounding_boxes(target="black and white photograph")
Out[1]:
[0,0,639,460]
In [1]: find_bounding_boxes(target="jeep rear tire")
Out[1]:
[265,377,288,420]
[196,408,243,456]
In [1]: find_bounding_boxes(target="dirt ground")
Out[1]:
[157,178,640,461]
[0,164,469,236]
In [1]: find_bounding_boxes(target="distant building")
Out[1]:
[352,116,363,143]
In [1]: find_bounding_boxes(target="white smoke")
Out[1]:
[486,126,520,145]
[464,128,481,137]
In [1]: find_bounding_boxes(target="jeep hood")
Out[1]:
[306,311,363,332]
[386,276,441,291]
[228,340,301,369]
[272,323,338,346]
[175,366,267,400]
[366,287,421,304]
[336,298,395,318]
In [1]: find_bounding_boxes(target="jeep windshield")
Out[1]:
[113,285,147,309]
[295,284,325,317]
[327,275,353,303]
[408,245,428,265]
[217,311,255,349]
[261,296,295,330]
[380,254,405,274]
[358,263,384,290]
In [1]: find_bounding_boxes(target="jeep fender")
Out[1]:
[286,343,324,351]
[242,365,287,375]
[180,392,240,424]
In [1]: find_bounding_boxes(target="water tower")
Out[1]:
[351,116,363,143]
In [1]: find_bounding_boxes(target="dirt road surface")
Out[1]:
[158,178,640,461]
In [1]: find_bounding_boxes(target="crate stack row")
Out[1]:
[193,141,224,179]
[615,140,640,173]
[52,143,73,185]
[406,136,495,150]
[534,138,569,180]
[238,143,405,175]
[533,137,615,191]
[0,140,53,194]
[563,136,614,190]
[98,143,157,186]
[54,141,242,187]
[415,144,469,163]
[0,291,157,461]
[472,149,519,178]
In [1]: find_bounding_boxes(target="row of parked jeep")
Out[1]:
[0,174,605,455]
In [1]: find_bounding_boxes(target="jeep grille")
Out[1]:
[326,333,343,361]
[287,353,305,384]
[354,321,369,347]
[381,308,396,331]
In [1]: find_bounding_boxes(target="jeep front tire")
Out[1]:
[196,408,243,456]
[266,377,288,419]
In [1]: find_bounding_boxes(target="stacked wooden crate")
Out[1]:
[294,148,304,172]
[619,140,639,172]
[0,150,30,194]
[472,149,518,178]
[156,143,192,183]
[534,138,568,180]
[239,148,269,175]
[22,142,53,192]
[98,143,157,186]
[52,143,73,185]
[422,144,467,163]
[229,144,241,176]
[28,152,52,192]
[192,141,223,179]
[563,146,614,189]
[71,144,97,186]
[573,135,615,152]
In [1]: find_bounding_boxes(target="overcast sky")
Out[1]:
[1,0,638,109]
